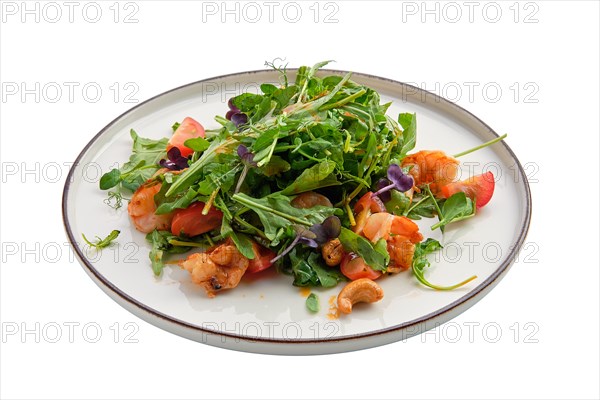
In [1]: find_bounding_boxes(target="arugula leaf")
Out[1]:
[412,238,477,290]
[232,192,337,242]
[431,192,476,230]
[196,164,241,195]
[338,228,389,271]
[120,130,168,192]
[98,130,167,192]
[306,293,319,313]
[155,187,198,215]
[82,230,120,249]
[146,230,193,276]
[398,112,416,157]
[165,136,237,197]
[280,160,339,195]
[148,230,165,276]
[357,133,377,178]
[220,217,255,259]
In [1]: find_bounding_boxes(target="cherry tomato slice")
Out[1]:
[167,117,205,158]
[440,172,495,208]
[171,202,222,237]
[340,253,382,281]
[247,241,277,273]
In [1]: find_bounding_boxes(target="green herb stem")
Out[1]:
[424,185,444,231]
[231,194,311,226]
[233,215,269,240]
[319,88,367,111]
[453,134,508,158]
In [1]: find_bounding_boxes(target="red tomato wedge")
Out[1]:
[440,171,495,208]
[171,202,223,237]
[167,117,205,158]
[340,253,382,281]
[247,241,277,273]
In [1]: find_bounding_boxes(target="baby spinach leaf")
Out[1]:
[306,293,319,313]
[308,253,345,287]
[338,228,389,271]
[385,190,411,216]
[184,137,210,152]
[288,248,344,287]
[431,192,476,230]
[99,168,121,190]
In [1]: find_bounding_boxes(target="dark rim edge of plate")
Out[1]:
[62,68,532,345]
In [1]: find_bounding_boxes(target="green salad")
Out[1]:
[95,61,504,310]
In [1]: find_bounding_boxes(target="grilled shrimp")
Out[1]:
[180,241,249,297]
[401,150,459,193]
[127,181,173,233]
[386,235,415,273]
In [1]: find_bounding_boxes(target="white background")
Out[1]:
[1,1,599,399]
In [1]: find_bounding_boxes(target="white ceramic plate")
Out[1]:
[62,70,531,355]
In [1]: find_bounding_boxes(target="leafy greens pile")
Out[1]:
[99,61,477,290]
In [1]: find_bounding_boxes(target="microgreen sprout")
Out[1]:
[234,145,257,194]
[226,98,249,127]
[372,164,414,199]
[271,216,341,263]
[159,147,190,171]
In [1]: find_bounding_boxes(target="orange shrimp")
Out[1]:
[386,235,416,273]
[362,214,423,244]
[179,240,249,297]
[401,150,459,193]
[127,181,173,233]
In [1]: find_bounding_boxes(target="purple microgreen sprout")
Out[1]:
[230,112,248,127]
[234,145,257,194]
[372,164,414,199]
[159,147,190,171]
[237,144,257,167]
[309,215,341,245]
[270,225,318,264]
[270,216,342,264]
[226,98,248,128]
[374,178,393,203]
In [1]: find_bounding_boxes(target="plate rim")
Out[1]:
[62,68,532,345]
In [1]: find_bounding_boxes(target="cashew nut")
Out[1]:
[322,239,344,266]
[337,278,384,314]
